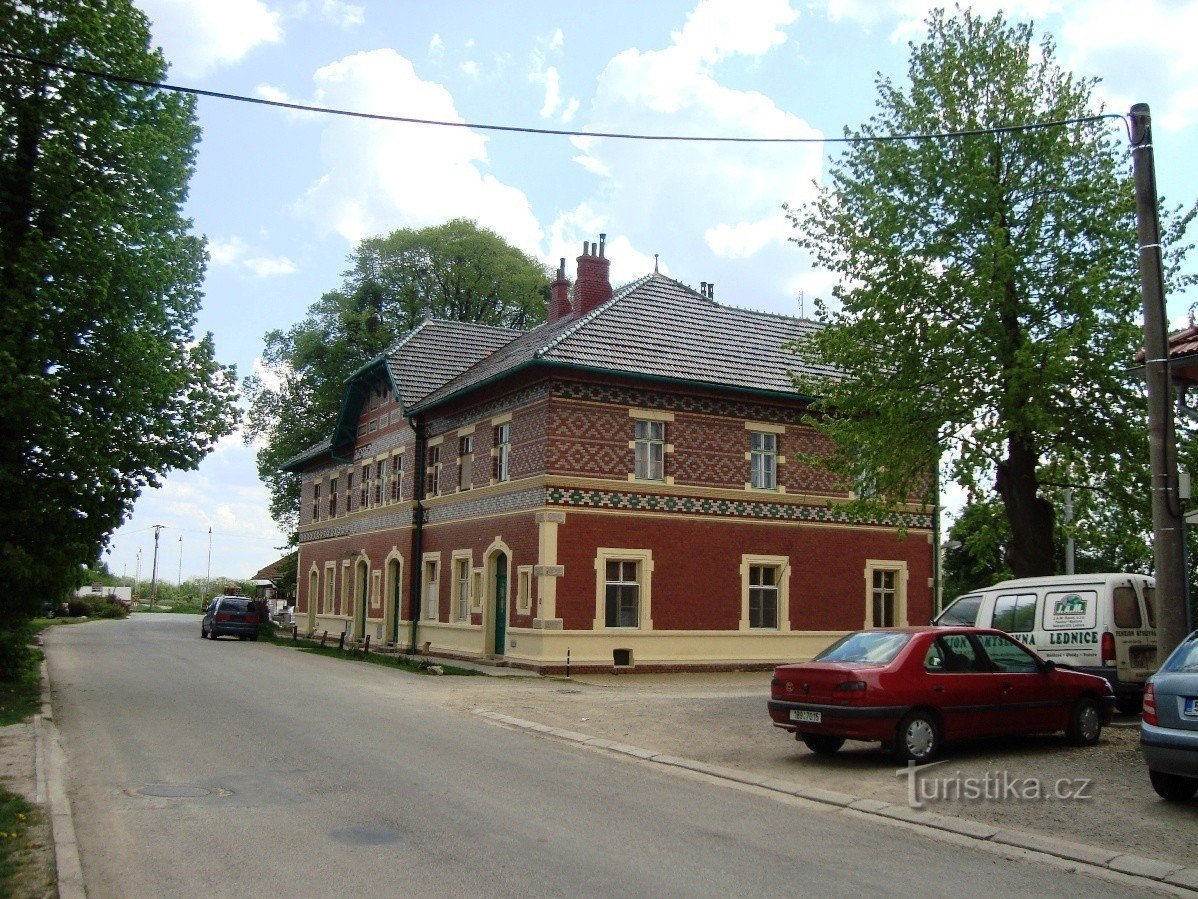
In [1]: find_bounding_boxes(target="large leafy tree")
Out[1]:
[0,0,239,645]
[789,9,1193,578]
[244,219,549,534]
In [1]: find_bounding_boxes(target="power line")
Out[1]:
[0,49,1127,146]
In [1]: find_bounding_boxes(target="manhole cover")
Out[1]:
[137,784,212,798]
[329,826,402,846]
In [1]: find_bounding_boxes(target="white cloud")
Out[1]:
[706,215,791,259]
[670,0,798,63]
[208,236,297,278]
[139,0,281,77]
[293,49,543,255]
[317,0,363,27]
[460,60,480,78]
[561,98,580,123]
[428,33,445,59]
[535,65,562,118]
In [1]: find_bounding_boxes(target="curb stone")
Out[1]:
[474,708,1197,894]
[39,660,85,899]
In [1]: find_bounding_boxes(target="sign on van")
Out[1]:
[1044,591,1097,630]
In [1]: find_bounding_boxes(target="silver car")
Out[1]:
[1140,629,1198,801]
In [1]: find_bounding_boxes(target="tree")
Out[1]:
[788,9,1193,578]
[244,219,549,534]
[0,1,240,650]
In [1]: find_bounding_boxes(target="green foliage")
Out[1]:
[0,0,240,638]
[0,786,41,894]
[244,219,549,534]
[65,596,128,619]
[0,622,34,689]
[788,8,1194,577]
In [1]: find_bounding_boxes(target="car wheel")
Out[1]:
[201,626,206,639]
[1149,769,1198,802]
[1065,697,1102,746]
[801,733,845,755]
[893,710,940,764]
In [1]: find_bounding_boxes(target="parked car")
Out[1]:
[1140,629,1198,802]
[201,596,262,641]
[768,627,1115,763]
[934,573,1157,713]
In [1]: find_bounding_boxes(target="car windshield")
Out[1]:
[1160,635,1198,673]
[815,631,911,664]
[936,595,982,626]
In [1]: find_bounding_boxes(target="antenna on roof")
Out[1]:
[797,289,805,319]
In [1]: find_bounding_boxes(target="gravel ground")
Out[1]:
[443,671,1198,869]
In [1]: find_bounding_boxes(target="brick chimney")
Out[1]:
[548,257,572,324]
[573,233,612,316]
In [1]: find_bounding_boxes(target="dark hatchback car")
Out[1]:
[1141,629,1198,801]
[201,596,261,641]
[768,627,1114,763]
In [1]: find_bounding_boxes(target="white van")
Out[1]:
[935,573,1158,712]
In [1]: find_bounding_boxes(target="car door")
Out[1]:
[923,634,1003,740]
[972,631,1061,732]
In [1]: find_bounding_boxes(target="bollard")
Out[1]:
[338,631,346,651]
[320,629,329,647]
[566,647,571,679]
[292,624,298,641]
[364,634,371,654]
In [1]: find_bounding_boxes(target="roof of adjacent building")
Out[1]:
[411,273,831,413]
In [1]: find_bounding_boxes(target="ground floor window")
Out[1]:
[865,560,907,629]
[749,566,778,628]
[739,555,790,631]
[423,556,440,620]
[593,548,654,630]
[605,561,639,627]
[452,554,472,622]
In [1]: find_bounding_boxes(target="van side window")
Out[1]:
[937,595,982,626]
[1143,586,1156,629]
[992,593,1037,632]
[1113,586,1142,629]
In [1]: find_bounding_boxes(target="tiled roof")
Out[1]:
[387,318,522,407]
[410,273,831,412]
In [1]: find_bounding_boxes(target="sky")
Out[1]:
[104,0,1198,585]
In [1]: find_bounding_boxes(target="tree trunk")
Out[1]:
[996,435,1055,576]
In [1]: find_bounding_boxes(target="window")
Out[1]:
[936,594,981,626]
[374,460,385,505]
[455,558,471,622]
[390,453,403,502]
[1113,586,1143,629]
[312,482,321,522]
[749,431,777,489]
[634,420,665,480]
[423,558,439,620]
[871,569,897,627]
[371,570,382,609]
[346,472,354,512]
[458,435,474,490]
[360,464,370,508]
[328,477,338,518]
[865,561,907,629]
[1145,586,1156,628]
[517,566,532,613]
[605,560,640,627]
[748,566,779,628]
[493,423,510,482]
[323,565,335,614]
[924,634,981,672]
[992,593,1037,632]
[976,633,1038,673]
[426,445,441,495]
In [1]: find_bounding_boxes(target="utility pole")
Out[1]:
[134,549,141,598]
[203,527,212,610]
[1064,488,1074,576]
[177,534,183,589]
[149,525,164,609]
[1130,103,1188,658]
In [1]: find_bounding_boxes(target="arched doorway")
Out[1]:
[355,559,369,640]
[490,551,508,657]
[307,567,318,634]
[384,556,402,645]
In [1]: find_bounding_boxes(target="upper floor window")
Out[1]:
[360,464,370,509]
[634,420,665,480]
[458,435,474,490]
[749,432,777,490]
[312,482,321,522]
[426,445,441,496]
[374,459,385,506]
[390,452,403,502]
[328,477,338,518]
[493,424,511,482]
[346,471,354,513]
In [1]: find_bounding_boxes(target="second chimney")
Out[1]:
[573,233,612,317]
[548,257,572,323]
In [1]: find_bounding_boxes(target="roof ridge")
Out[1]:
[534,273,655,358]
[713,300,819,325]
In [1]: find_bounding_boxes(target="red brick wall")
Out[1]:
[296,526,412,622]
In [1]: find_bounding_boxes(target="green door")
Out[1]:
[493,553,508,656]
[357,564,368,639]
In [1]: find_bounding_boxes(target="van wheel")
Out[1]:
[893,710,940,764]
[801,734,845,755]
[1149,770,1198,802]
[1066,697,1102,746]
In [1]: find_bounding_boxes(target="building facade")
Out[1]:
[285,238,934,672]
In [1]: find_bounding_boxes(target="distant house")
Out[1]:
[74,584,132,604]
[283,236,934,672]
[251,553,297,614]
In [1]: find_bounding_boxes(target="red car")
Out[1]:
[768,627,1114,763]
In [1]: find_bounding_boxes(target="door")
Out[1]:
[972,631,1061,732]
[357,563,369,640]
[922,634,1003,739]
[493,552,508,656]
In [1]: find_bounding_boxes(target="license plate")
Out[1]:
[790,710,821,724]
[1185,698,1198,717]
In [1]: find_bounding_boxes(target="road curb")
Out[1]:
[474,708,1198,894]
[38,660,85,899]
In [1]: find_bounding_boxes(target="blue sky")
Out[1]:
[105,0,1198,584]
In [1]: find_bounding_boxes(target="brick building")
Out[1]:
[284,237,934,672]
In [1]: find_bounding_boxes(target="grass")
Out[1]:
[0,648,42,728]
[136,602,205,614]
[0,789,47,897]
[262,629,482,676]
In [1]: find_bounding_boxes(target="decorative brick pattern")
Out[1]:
[427,383,550,437]
[546,403,630,477]
[551,379,808,426]
[299,508,414,543]
[546,487,932,530]
[425,487,547,524]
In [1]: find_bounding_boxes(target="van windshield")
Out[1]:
[936,595,982,627]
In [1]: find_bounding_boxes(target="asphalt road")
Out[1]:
[44,615,1160,898]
